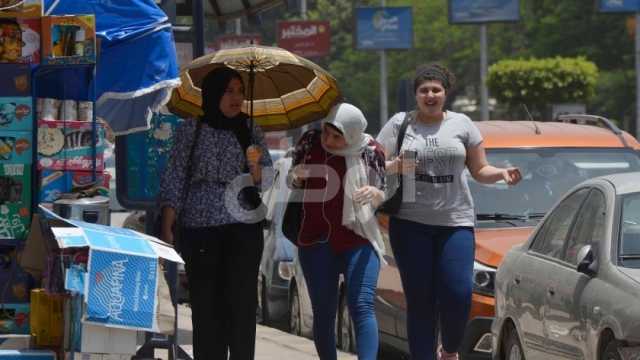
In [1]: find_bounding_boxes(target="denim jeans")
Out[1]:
[389,217,475,360]
[299,242,380,360]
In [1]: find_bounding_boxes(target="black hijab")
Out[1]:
[200,66,252,151]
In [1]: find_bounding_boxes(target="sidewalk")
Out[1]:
[152,305,356,360]
[112,212,355,359]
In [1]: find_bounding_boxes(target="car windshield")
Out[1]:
[469,148,640,228]
[620,193,640,268]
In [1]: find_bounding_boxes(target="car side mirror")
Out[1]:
[576,245,596,276]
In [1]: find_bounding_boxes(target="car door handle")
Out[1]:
[547,287,555,296]
[514,275,521,285]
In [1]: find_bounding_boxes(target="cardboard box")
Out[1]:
[42,15,95,65]
[0,163,31,240]
[42,206,183,332]
[0,65,30,96]
[78,324,136,355]
[37,120,105,171]
[39,170,110,203]
[0,0,43,18]
[62,280,136,356]
[0,335,31,350]
[0,304,29,335]
[0,97,32,131]
[0,131,32,164]
[18,214,48,279]
[0,350,55,359]
[0,18,40,64]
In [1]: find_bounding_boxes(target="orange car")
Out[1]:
[374,114,640,359]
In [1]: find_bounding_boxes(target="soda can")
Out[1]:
[78,101,93,122]
[40,98,60,121]
[61,99,78,121]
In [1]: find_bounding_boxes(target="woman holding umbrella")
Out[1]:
[160,66,272,360]
[289,103,386,360]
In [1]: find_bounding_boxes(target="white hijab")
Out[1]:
[321,103,386,263]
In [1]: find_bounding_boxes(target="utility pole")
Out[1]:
[479,24,489,121]
[301,0,307,19]
[192,0,205,58]
[380,0,388,128]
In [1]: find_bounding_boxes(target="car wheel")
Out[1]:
[289,284,302,336]
[337,291,356,353]
[602,340,623,360]
[257,274,269,325]
[502,324,525,360]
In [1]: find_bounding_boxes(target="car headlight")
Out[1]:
[473,261,496,297]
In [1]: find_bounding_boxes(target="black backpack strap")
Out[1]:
[395,111,412,157]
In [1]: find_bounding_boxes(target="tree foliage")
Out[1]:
[488,57,598,117]
[252,0,638,132]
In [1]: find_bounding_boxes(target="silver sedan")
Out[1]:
[492,172,640,360]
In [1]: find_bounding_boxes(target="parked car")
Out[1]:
[375,114,640,359]
[492,171,640,360]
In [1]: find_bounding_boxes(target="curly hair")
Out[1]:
[413,63,456,94]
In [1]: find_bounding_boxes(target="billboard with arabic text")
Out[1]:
[449,0,520,24]
[355,7,413,50]
[277,21,331,58]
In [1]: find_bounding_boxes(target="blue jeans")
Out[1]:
[389,217,475,360]
[299,242,380,360]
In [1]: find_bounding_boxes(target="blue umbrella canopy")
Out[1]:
[44,0,180,135]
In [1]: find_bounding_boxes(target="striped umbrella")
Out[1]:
[168,45,342,131]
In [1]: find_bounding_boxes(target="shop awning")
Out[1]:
[44,0,181,136]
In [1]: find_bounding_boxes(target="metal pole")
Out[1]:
[301,0,307,19]
[380,50,388,127]
[380,0,388,128]
[192,0,205,58]
[636,12,640,138]
[479,24,489,121]
[160,0,177,25]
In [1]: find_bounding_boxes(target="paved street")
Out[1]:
[112,212,356,359]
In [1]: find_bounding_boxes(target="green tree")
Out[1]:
[252,0,638,132]
[488,57,599,118]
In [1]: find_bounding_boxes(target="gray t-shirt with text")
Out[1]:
[376,111,483,227]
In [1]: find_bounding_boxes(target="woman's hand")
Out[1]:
[246,145,262,183]
[161,206,176,245]
[387,155,418,175]
[246,145,262,170]
[501,167,522,185]
[353,186,385,206]
[291,164,310,187]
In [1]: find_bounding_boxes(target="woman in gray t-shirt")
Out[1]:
[376,64,521,360]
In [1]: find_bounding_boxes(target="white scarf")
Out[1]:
[321,104,386,264]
